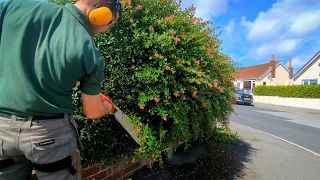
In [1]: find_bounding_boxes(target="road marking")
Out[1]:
[232,122,320,158]
[254,104,320,117]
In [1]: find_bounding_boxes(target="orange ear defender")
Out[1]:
[88,0,122,26]
[89,7,113,26]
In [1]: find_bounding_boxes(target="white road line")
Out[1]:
[231,122,320,158]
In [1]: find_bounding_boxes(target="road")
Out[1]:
[230,104,320,154]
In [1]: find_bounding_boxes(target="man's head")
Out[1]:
[75,0,122,36]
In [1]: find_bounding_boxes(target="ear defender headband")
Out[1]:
[88,0,122,26]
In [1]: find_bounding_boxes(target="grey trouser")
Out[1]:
[0,113,84,180]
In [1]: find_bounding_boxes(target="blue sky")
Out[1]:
[180,0,320,72]
[2,0,319,72]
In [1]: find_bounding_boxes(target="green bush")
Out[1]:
[50,0,237,164]
[253,85,320,98]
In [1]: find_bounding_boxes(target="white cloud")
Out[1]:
[180,0,229,21]
[241,0,320,61]
[225,19,235,35]
[290,11,320,36]
[254,39,300,59]
[286,57,308,70]
[276,39,300,54]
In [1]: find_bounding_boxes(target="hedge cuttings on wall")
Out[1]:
[253,85,320,98]
[50,0,238,165]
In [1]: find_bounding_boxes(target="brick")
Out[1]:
[87,170,107,180]
[104,172,121,180]
[82,163,92,169]
[82,164,100,179]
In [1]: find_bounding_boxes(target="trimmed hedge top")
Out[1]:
[253,85,320,98]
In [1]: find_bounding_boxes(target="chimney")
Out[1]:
[289,58,293,79]
[270,54,276,78]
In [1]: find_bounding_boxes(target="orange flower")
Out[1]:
[174,38,180,44]
[136,5,142,10]
[129,19,134,23]
[197,81,201,85]
[192,90,198,98]
[167,15,175,21]
[155,53,159,57]
[195,60,200,65]
[183,96,187,100]
[192,7,196,11]
[176,60,181,64]
[149,27,154,32]
[174,92,180,97]
[198,73,202,77]
[131,159,136,164]
[147,163,152,169]
[163,116,167,121]
[182,90,185,94]
[138,123,143,127]
[146,10,149,14]
[166,66,171,71]
[171,30,176,35]
[146,73,150,77]
[214,81,219,87]
[220,88,224,93]
[208,83,213,88]
[187,62,191,66]
[154,97,160,103]
[168,96,172,100]
[139,104,144,110]
[136,128,141,134]
[202,103,206,108]
[152,154,155,158]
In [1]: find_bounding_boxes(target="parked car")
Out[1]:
[234,88,253,105]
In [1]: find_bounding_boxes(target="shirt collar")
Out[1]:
[64,3,92,34]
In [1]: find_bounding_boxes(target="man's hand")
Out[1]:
[81,93,113,119]
[101,94,115,113]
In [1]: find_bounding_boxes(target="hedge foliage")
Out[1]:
[50,0,237,165]
[254,85,320,98]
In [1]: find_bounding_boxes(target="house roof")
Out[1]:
[235,61,280,80]
[292,50,320,80]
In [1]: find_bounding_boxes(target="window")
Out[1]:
[302,79,318,85]
[263,82,266,85]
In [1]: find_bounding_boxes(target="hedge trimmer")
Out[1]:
[101,94,141,146]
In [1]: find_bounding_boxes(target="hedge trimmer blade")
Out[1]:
[114,105,141,146]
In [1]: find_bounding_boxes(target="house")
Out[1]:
[234,54,293,93]
[291,50,320,85]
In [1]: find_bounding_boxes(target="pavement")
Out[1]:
[231,104,320,154]
[230,121,320,180]
[129,103,320,180]
[129,121,320,180]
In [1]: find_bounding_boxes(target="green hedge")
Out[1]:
[253,85,320,98]
[50,0,237,165]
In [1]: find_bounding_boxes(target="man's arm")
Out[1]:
[79,42,112,119]
[75,81,113,119]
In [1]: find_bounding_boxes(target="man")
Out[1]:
[0,0,122,179]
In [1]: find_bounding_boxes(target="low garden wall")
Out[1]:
[31,160,147,180]
[253,96,320,110]
[253,85,320,110]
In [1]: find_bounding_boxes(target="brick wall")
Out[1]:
[31,160,147,180]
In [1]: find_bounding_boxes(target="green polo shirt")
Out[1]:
[0,0,105,117]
